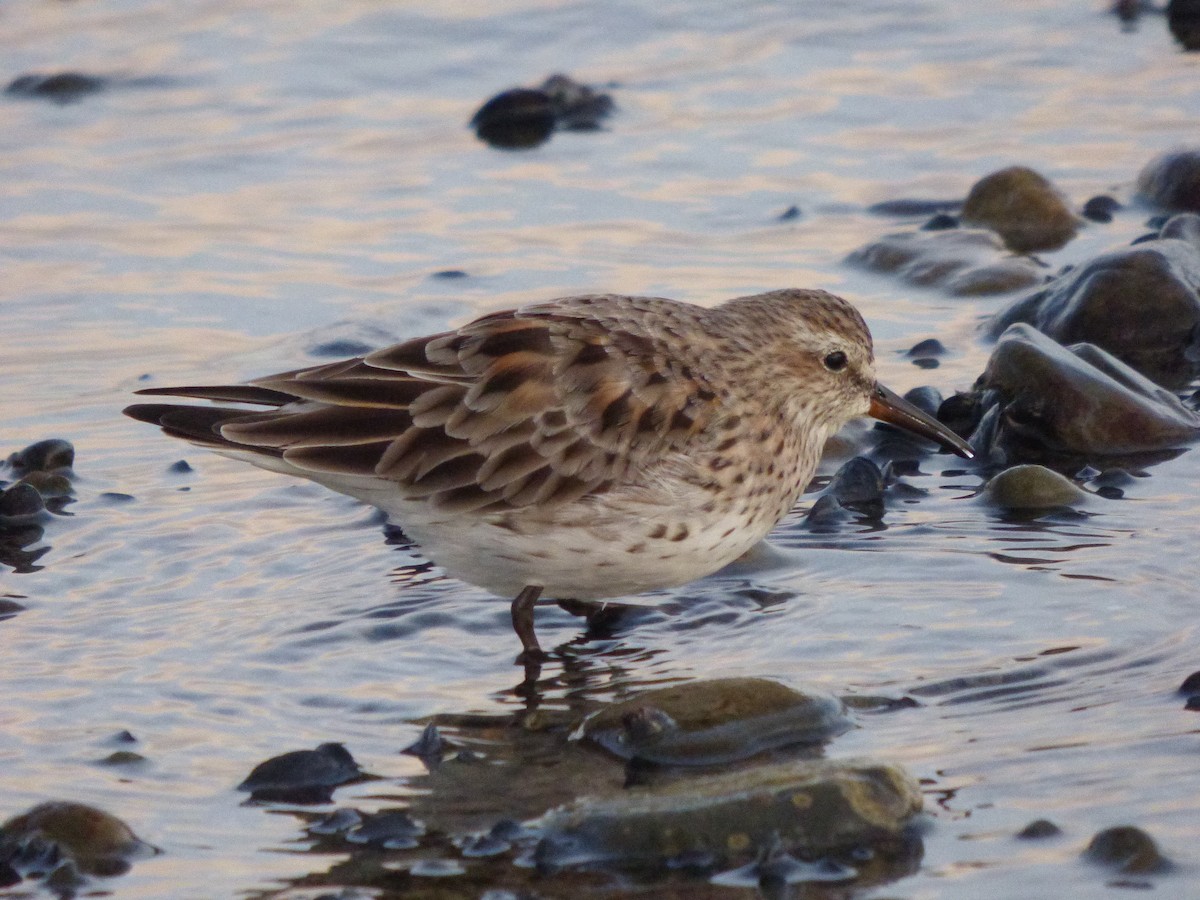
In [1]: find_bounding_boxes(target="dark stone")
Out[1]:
[8,439,74,473]
[986,218,1200,387]
[824,456,886,518]
[6,72,105,104]
[401,722,448,767]
[776,205,801,222]
[921,213,959,230]
[1084,825,1172,874]
[1178,670,1200,694]
[431,269,469,279]
[1138,149,1200,210]
[912,357,939,369]
[471,74,613,149]
[1168,0,1200,50]
[237,742,362,803]
[1185,695,1200,710]
[903,386,943,417]
[906,338,946,358]
[0,484,45,519]
[968,324,1200,463]
[167,460,192,474]
[1082,195,1121,223]
[471,87,556,149]
[937,393,983,438]
[867,198,961,216]
[1016,819,1062,840]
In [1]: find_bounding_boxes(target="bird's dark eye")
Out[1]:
[823,350,848,372]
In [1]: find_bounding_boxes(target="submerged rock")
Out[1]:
[534,757,922,871]
[846,228,1042,296]
[980,465,1090,509]
[987,216,1200,386]
[579,678,850,766]
[1016,818,1063,840]
[6,72,106,104]
[960,166,1080,253]
[970,325,1200,461]
[806,457,886,527]
[471,74,613,149]
[238,742,363,803]
[0,801,156,878]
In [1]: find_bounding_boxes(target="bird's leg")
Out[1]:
[511,585,546,663]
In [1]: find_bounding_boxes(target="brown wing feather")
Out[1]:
[125,298,720,511]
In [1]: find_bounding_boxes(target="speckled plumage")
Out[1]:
[126,289,971,655]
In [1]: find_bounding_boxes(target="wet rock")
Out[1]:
[307,807,363,836]
[1084,825,1172,874]
[847,228,1043,296]
[921,212,959,230]
[960,166,1080,253]
[167,459,193,474]
[776,204,802,222]
[470,88,555,148]
[5,72,106,104]
[431,269,469,279]
[980,465,1090,509]
[807,457,886,527]
[471,74,613,149]
[237,742,363,803]
[1016,818,1062,839]
[402,722,449,768]
[1168,0,1200,49]
[0,484,46,521]
[1138,149,1200,210]
[8,439,74,473]
[906,338,946,359]
[0,598,26,621]
[15,471,73,499]
[1082,195,1121,224]
[578,678,851,766]
[867,198,960,217]
[0,801,156,878]
[345,810,425,849]
[971,324,1200,461]
[986,216,1200,386]
[534,758,922,870]
[97,751,147,767]
[1178,670,1200,694]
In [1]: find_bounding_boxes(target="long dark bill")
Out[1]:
[869,383,975,459]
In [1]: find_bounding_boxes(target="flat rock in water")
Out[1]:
[846,228,1042,296]
[579,678,850,765]
[986,214,1200,387]
[534,757,922,870]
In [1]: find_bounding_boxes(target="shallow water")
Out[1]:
[3,0,1200,896]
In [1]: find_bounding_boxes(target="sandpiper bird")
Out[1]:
[125,289,973,658]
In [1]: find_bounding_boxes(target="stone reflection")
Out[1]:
[242,672,925,897]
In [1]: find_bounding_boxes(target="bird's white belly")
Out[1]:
[375,495,774,603]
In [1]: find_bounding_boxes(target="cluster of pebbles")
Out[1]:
[849,149,1200,512]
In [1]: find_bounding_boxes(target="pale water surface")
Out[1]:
[3,1,1200,897]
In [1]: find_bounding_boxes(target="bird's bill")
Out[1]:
[869,383,975,459]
